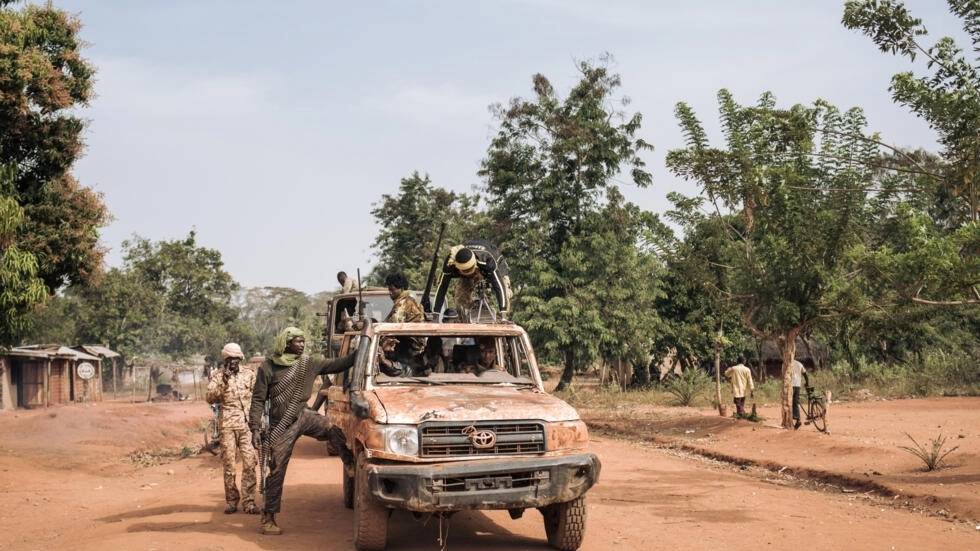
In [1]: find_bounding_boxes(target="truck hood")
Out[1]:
[371,385,580,424]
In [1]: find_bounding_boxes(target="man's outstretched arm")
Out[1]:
[313,352,357,375]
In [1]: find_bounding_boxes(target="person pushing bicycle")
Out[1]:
[790,359,811,430]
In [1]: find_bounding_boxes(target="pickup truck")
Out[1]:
[327,321,600,551]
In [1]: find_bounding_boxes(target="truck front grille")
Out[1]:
[426,470,550,493]
[420,421,546,457]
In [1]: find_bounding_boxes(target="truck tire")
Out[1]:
[343,462,354,509]
[353,452,388,551]
[541,497,586,551]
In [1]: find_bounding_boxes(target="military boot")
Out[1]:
[260,512,282,535]
[224,502,237,514]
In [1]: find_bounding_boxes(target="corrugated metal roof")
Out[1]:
[7,345,101,361]
[79,345,121,359]
[1,348,52,359]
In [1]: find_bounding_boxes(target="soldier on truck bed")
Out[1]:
[432,239,512,320]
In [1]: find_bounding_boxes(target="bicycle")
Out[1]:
[799,386,827,433]
[202,403,221,455]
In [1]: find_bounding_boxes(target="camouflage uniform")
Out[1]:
[207,366,258,511]
[385,290,424,323]
[385,290,425,358]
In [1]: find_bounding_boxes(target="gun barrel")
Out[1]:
[421,222,447,314]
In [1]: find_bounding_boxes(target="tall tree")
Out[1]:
[843,0,980,307]
[369,171,485,287]
[480,58,653,390]
[667,91,880,428]
[0,1,108,291]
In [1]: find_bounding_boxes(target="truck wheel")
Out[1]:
[353,452,388,551]
[541,497,586,551]
[343,462,354,509]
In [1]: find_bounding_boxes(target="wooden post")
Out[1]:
[714,322,724,416]
[44,359,50,408]
[192,368,198,401]
[112,358,117,399]
[824,390,832,434]
[131,365,136,404]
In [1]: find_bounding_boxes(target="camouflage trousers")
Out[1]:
[264,408,331,513]
[219,428,258,508]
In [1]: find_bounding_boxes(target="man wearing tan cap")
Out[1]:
[206,342,259,514]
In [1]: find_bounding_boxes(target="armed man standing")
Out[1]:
[432,239,512,321]
[206,343,259,515]
[248,327,356,536]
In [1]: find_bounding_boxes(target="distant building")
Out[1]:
[0,344,114,410]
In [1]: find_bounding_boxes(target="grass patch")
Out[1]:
[129,445,199,467]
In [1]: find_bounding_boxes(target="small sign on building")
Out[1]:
[77,362,96,380]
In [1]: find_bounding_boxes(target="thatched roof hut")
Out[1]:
[758,337,829,376]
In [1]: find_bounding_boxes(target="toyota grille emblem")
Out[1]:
[462,425,497,449]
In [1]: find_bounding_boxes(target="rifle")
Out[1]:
[259,399,270,495]
[356,267,365,323]
[421,222,447,316]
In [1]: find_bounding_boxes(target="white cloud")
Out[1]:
[90,56,273,120]
[361,82,495,129]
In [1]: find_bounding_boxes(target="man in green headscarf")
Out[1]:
[248,326,356,535]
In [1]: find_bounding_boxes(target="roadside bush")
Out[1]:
[812,349,979,400]
[898,432,960,471]
[667,368,710,406]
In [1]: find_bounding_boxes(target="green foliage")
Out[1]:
[369,171,485,287]
[29,232,257,361]
[898,432,960,471]
[844,0,980,306]
[668,92,880,334]
[812,350,980,398]
[237,286,324,355]
[0,173,47,346]
[0,2,108,290]
[666,368,710,407]
[480,58,656,390]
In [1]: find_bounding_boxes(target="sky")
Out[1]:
[54,0,965,294]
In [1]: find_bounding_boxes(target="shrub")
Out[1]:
[667,368,710,406]
[898,432,960,471]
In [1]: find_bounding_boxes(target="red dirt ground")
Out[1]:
[582,396,980,523]
[0,399,977,550]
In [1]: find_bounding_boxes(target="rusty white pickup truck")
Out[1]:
[327,321,600,551]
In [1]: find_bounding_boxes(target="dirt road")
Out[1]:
[0,401,976,550]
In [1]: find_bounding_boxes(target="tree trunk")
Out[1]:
[714,323,724,416]
[631,359,651,388]
[554,348,575,392]
[779,328,801,429]
[755,337,765,384]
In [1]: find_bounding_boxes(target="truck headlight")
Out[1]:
[384,426,419,456]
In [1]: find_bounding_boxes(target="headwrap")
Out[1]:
[449,245,478,276]
[271,326,306,367]
[221,342,245,360]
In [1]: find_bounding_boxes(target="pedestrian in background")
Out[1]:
[724,356,754,418]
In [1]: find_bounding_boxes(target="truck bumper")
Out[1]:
[365,453,600,512]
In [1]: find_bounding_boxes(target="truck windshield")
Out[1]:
[372,334,537,386]
[334,295,394,328]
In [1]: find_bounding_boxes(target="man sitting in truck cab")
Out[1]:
[461,337,506,376]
